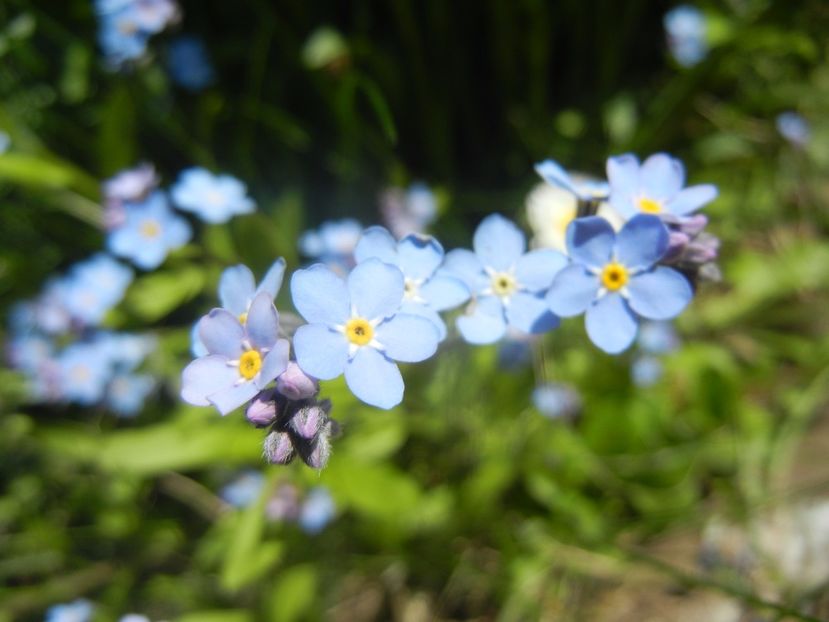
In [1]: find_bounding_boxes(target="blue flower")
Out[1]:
[97,10,149,67]
[776,111,811,148]
[546,215,693,354]
[220,471,265,508]
[290,259,439,409]
[637,320,679,355]
[298,218,362,273]
[167,36,215,91]
[631,356,663,387]
[607,153,718,219]
[171,168,255,224]
[62,254,133,326]
[441,214,567,345]
[664,5,708,67]
[108,191,192,270]
[534,159,609,202]
[45,599,94,622]
[106,373,155,417]
[532,383,581,419]
[299,487,335,534]
[380,182,438,238]
[181,292,290,415]
[354,227,469,340]
[57,342,114,405]
[118,616,151,622]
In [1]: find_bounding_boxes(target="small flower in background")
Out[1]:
[291,258,439,409]
[534,159,610,203]
[532,382,581,419]
[547,215,693,354]
[102,163,160,229]
[220,470,265,508]
[171,168,255,224]
[105,372,155,417]
[354,227,469,340]
[631,355,663,387]
[299,487,336,534]
[181,292,290,415]
[664,4,708,68]
[302,26,350,73]
[56,342,115,406]
[119,615,151,622]
[62,254,133,327]
[94,0,180,68]
[31,279,74,335]
[637,320,680,355]
[776,111,811,148]
[496,330,535,370]
[442,214,567,345]
[45,599,94,622]
[265,482,302,522]
[298,218,362,274]
[380,182,438,238]
[166,35,215,91]
[108,191,192,270]
[0,130,11,154]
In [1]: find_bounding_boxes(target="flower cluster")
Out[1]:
[45,598,158,622]
[95,0,180,68]
[663,4,708,68]
[380,182,438,238]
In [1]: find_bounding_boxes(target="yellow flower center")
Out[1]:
[637,197,662,214]
[140,220,161,238]
[239,350,262,380]
[238,312,248,325]
[345,317,374,346]
[600,262,629,291]
[491,272,517,297]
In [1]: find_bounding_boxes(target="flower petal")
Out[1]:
[626,267,692,320]
[456,296,507,344]
[348,258,404,320]
[398,234,443,280]
[256,338,290,389]
[566,216,614,270]
[198,309,244,358]
[375,313,439,362]
[473,214,526,271]
[290,264,350,325]
[245,292,279,350]
[534,159,577,195]
[607,153,640,217]
[344,347,403,409]
[441,249,485,292]
[219,264,256,316]
[293,324,348,380]
[615,214,669,270]
[354,226,398,265]
[181,355,238,406]
[506,291,560,334]
[208,381,260,416]
[515,249,568,292]
[255,258,287,299]
[546,264,599,317]
[640,153,685,200]
[400,301,448,341]
[585,294,638,354]
[666,184,718,216]
[420,274,470,311]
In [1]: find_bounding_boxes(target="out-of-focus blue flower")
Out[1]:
[547,215,693,354]
[7,334,52,373]
[298,218,362,273]
[167,35,215,91]
[664,5,708,67]
[291,259,439,409]
[95,0,179,67]
[532,382,581,419]
[56,342,113,405]
[106,373,155,417]
[103,163,159,229]
[171,168,255,224]
[496,331,534,370]
[535,159,610,202]
[118,616,151,622]
[0,130,11,154]
[354,227,468,340]
[637,320,679,355]
[632,356,664,387]
[181,292,290,415]
[265,482,301,522]
[45,599,94,622]
[32,279,73,335]
[441,214,567,345]
[108,191,192,270]
[62,254,133,326]
[220,470,265,508]
[776,111,811,148]
[299,487,335,534]
[94,332,156,371]
[607,153,718,220]
[380,183,438,238]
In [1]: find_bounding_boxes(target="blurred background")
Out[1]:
[1,0,829,620]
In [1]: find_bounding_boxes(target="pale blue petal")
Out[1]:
[219,265,256,315]
[190,322,208,357]
[506,291,559,334]
[293,324,348,380]
[348,258,404,320]
[209,381,260,415]
[420,274,470,311]
[198,309,244,358]
[290,264,350,325]
[514,249,569,292]
[400,301,447,341]
[344,347,403,409]
[398,234,443,280]
[473,214,526,271]
[441,249,485,291]
[181,355,238,406]
[354,226,398,265]
[546,264,599,317]
[607,154,640,199]
[615,214,668,270]
[255,257,287,299]
[585,294,638,354]
[457,296,507,344]
[164,215,192,248]
[566,217,614,269]
[666,184,718,216]
[640,153,685,200]
[245,292,279,350]
[626,267,692,320]
[535,159,577,195]
[133,243,166,270]
[256,339,289,389]
[375,313,439,362]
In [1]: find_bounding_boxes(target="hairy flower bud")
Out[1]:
[297,421,332,469]
[289,399,331,439]
[263,430,295,464]
[276,362,319,400]
[246,389,279,427]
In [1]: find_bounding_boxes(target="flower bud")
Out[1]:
[263,430,295,464]
[290,403,325,439]
[664,232,691,262]
[276,362,319,400]
[297,422,332,469]
[677,214,708,237]
[246,389,278,427]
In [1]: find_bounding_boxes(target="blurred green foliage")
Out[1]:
[1,0,829,620]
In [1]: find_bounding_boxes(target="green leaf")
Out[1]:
[125,265,205,322]
[176,611,252,622]
[266,564,318,622]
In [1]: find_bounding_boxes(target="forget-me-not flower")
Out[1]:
[45,599,94,622]
[57,342,114,405]
[299,487,335,534]
[108,191,192,270]
[776,111,811,148]
[546,214,693,353]
[291,258,439,409]
[607,153,718,220]
[171,167,255,224]
[664,5,708,67]
[106,373,155,417]
[298,218,362,273]
[532,382,581,419]
[62,254,133,326]
[220,470,265,508]
[167,35,215,91]
[181,292,290,415]
[380,182,438,238]
[441,214,567,345]
[354,227,469,340]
